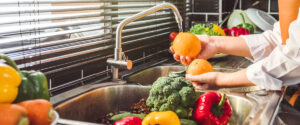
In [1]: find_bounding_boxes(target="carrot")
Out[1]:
[18,99,55,125]
[0,103,29,125]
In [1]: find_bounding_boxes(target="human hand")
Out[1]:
[170,35,219,65]
[185,72,220,90]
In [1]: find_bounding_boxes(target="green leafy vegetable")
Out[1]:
[189,24,206,35]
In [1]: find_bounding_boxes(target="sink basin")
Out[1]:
[125,65,238,85]
[55,85,253,125]
[53,65,284,125]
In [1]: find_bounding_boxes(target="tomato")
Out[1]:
[169,32,178,42]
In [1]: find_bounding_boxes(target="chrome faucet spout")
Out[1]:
[107,3,183,81]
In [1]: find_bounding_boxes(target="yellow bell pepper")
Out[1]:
[142,111,180,125]
[0,63,21,103]
[212,24,226,36]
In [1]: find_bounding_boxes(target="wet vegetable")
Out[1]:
[114,116,142,125]
[142,111,180,125]
[180,119,198,125]
[169,32,179,42]
[0,103,29,125]
[236,13,254,34]
[146,76,196,118]
[224,27,250,36]
[193,92,232,125]
[18,99,55,125]
[111,113,146,121]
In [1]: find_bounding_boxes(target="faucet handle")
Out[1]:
[122,52,128,60]
[107,58,132,70]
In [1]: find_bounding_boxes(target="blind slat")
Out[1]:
[0,0,161,4]
[1,33,112,54]
[11,39,112,61]
[0,4,155,15]
[0,18,108,35]
[0,10,142,25]
[0,25,107,45]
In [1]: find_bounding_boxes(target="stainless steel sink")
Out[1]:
[55,85,253,125]
[53,65,284,125]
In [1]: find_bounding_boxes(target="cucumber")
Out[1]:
[111,113,146,121]
[180,119,198,125]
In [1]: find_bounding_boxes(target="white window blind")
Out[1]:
[0,0,185,95]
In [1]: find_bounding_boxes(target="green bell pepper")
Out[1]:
[237,13,254,34]
[0,54,50,103]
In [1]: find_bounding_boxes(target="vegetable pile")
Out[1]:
[223,13,254,36]
[0,54,54,125]
[189,24,226,36]
[188,13,255,37]
[109,58,232,125]
[146,76,197,118]
[0,54,50,103]
[236,13,254,34]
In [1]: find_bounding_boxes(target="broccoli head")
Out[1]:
[146,76,196,118]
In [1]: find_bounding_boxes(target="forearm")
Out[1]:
[216,68,255,88]
[210,36,253,58]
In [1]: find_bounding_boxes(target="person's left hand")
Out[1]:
[185,72,221,90]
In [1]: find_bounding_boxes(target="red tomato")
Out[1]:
[169,32,178,42]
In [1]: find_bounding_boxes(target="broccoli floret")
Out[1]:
[163,85,173,96]
[179,87,197,107]
[146,97,154,106]
[152,95,167,108]
[170,81,182,90]
[151,77,172,94]
[153,77,172,87]
[151,107,158,112]
[146,75,196,118]
[167,92,180,105]
[159,103,175,111]
[175,106,188,118]
[175,77,193,87]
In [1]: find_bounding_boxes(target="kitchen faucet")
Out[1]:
[107,2,183,82]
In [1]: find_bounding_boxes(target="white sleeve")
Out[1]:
[240,22,282,62]
[246,19,300,90]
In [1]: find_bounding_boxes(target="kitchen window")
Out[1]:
[0,0,184,95]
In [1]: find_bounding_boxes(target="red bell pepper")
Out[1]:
[193,92,232,125]
[224,27,250,37]
[113,116,142,125]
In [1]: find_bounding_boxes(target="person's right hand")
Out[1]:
[170,35,219,65]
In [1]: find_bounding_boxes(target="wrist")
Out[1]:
[209,36,223,54]
[215,72,225,87]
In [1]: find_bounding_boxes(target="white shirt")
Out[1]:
[241,8,300,90]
